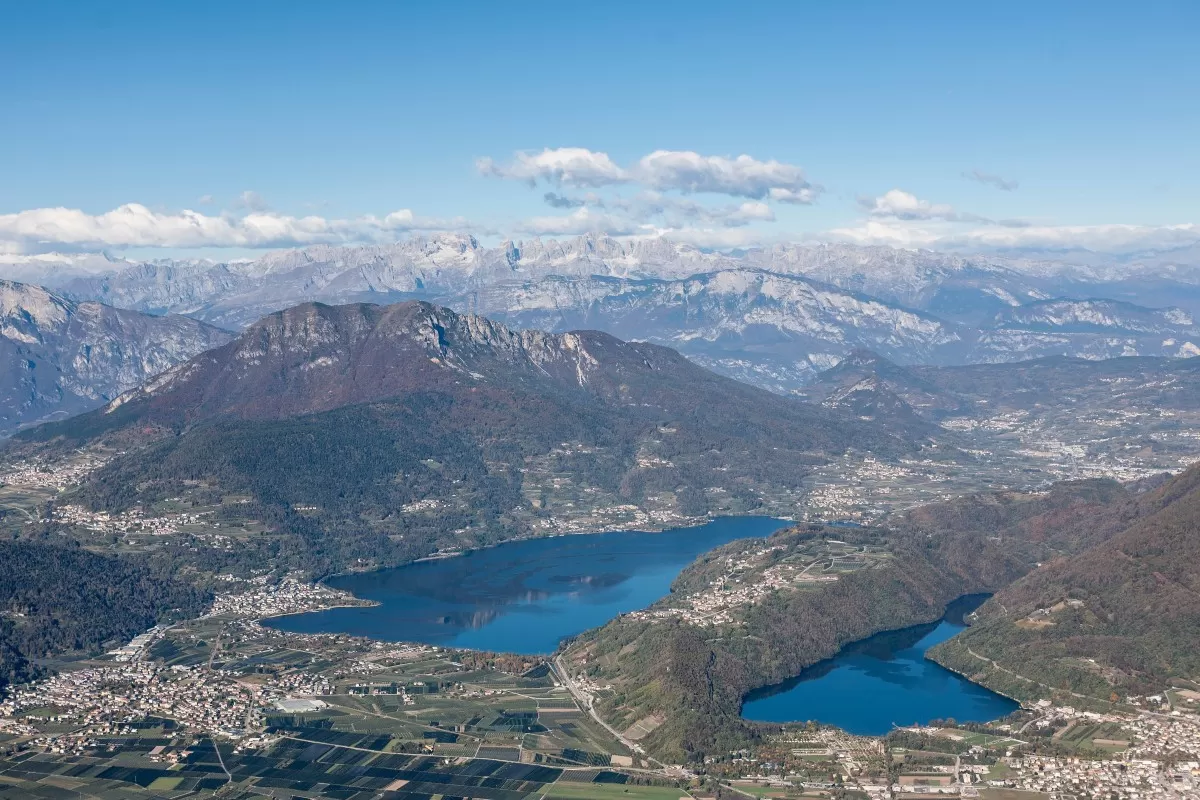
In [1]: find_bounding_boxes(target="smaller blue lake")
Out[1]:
[267,516,789,654]
[741,595,1018,735]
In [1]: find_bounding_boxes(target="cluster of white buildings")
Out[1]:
[1000,752,1197,798]
[992,705,1200,799]
[0,661,265,738]
[107,626,167,662]
[0,453,110,491]
[206,575,367,619]
[803,456,948,520]
[527,499,696,536]
[274,670,332,698]
[626,543,850,627]
[52,502,211,537]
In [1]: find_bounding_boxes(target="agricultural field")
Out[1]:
[978,789,1052,800]
[541,780,695,800]
[0,600,689,798]
[933,727,1025,749]
[0,731,690,800]
[1053,720,1131,753]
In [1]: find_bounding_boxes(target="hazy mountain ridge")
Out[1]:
[802,348,1200,426]
[7,236,1200,393]
[463,268,962,389]
[0,279,234,437]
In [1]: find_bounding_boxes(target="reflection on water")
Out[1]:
[434,609,500,629]
[742,595,1018,735]
[266,516,789,654]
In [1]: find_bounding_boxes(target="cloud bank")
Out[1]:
[829,218,1200,254]
[0,204,471,252]
[480,147,820,202]
[0,150,1193,259]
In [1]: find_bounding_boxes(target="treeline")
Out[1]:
[0,539,210,693]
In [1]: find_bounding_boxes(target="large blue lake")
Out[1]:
[267,516,789,654]
[741,594,1018,735]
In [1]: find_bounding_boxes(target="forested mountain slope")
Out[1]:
[562,471,1200,763]
[929,463,1200,700]
[0,540,210,694]
[16,301,914,575]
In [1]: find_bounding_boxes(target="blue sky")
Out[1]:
[1,0,1197,256]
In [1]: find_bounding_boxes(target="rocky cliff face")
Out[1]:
[0,280,233,436]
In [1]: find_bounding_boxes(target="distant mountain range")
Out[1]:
[5,236,1200,394]
[800,347,1200,424]
[0,280,233,437]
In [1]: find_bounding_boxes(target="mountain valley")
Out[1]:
[1,284,1199,799]
[6,9,1200,798]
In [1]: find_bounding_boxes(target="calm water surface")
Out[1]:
[741,595,1018,735]
[267,516,789,654]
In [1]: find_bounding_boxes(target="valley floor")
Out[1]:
[0,578,1197,799]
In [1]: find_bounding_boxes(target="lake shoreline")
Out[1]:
[739,593,1020,735]
[319,512,794,580]
[267,516,793,654]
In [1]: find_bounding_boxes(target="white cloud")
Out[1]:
[769,187,820,204]
[671,199,775,227]
[542,191,607,209]
[626,194,776,228]
[543,192,587,209]
[859,189,962,222]
[723,201,774,225]
[480,147,819,202]
[0,203,472,251]
[196,194,215,205]
[857,188,1021,226]
[652,225,782,250]
[636,150,818,201]
[955,222,1200,252]
[477,147,627,188]
[827,220,946,248]
[515,195,777,239]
